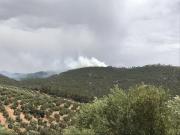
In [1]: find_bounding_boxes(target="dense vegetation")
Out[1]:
[0,75,17,86]
[0,126,14,135]
[0,64,179,135]
[19,65,180,102]
[64,85,180,135]
[0,85,80,135]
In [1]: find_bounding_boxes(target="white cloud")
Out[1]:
[65,56,108,69]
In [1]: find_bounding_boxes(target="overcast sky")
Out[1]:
[0,0,179,73]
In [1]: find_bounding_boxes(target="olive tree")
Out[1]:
[64,85,179,135]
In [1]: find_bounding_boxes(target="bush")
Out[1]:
[64,85,179,135]
[0,126,13,135]
[167,95,180,135]
[64,127,95,135]
[39,128,61,135]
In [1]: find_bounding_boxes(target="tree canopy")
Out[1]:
[64,85,180,135]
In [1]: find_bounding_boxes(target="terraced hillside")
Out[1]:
[0,85,80,135]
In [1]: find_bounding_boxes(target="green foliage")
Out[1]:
[65,85,180,135]
[64,127,95,135]
[126,85,170,135]
[0,126,14,135]
[0,65,180,135]
[18,65,180,102]
[167,95,180,135]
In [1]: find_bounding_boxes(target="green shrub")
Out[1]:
[64,85,179,135]
[64,127,95,135]
[167,95,180,135]
[0,126,13,135]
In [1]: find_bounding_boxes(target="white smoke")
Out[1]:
[65,56,108,69]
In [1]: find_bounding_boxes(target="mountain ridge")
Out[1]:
[17,65,180,102]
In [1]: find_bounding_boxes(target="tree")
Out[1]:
[64,127,95,135]
[0,126,14,135]
[167,95,180,135]
[64,85,179,135]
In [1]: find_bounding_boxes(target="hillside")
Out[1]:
[0,85,80,135]
[21,71,56,80]
[0,75,17,86]
[19,65,180,102]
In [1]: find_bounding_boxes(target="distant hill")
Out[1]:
[0,71,56,81]
[20,71,56,80]
[19,65,180,102]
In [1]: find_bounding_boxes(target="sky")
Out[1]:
[0,0,179,73]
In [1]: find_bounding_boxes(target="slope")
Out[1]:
[19,65,180,102]
[0,85,80,135]
[0,75,17,86]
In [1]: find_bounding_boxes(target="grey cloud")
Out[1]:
[0,0,117,31]
[0,0,179,72]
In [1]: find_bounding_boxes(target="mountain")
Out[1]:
[19,65,180,102]
[0,71,56,81]
[20,71,56,80]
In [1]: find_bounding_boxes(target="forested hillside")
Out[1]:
[18,65,180,102]
[0,75,17,86]
[0,71,56,81]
